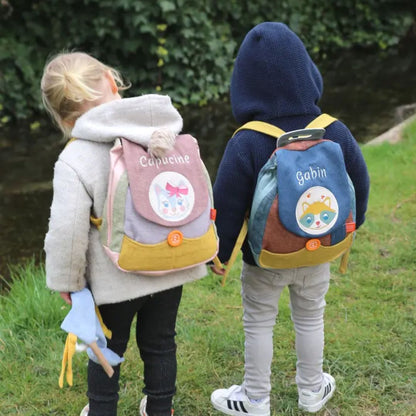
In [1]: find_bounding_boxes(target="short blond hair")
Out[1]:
[40,51,129,138]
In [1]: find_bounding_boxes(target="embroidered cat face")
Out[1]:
[149,172,195,222]
[296,186,338,235]
[154,181,190,217]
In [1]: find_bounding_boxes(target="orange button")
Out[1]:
[167,230,183,247]
[305,239,321,251]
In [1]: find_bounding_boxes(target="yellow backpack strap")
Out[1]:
[65,137,77,147]
[305,113,338,129]
[90,215,103,229]
[212,256,223,270]
[234,115,337,137]
[339,247,351,274]
[233,121,285,138]
[95,305,112,339]
[221,217,248,286]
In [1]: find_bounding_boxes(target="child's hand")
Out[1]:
[60,292,72,305]
[210,264,226,276]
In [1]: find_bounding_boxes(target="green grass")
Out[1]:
[1,124,415,415]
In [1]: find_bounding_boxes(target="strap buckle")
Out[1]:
[277,128,325,147]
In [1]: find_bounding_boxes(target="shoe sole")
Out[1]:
[211,398,270,416]
[211,400,244,416]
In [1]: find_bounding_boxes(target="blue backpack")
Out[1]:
[221,114,356,285]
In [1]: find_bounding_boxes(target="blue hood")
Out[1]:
[230,22,323,124]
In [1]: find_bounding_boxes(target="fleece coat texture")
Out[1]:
[45,94,207,305]
[213,22,370,264]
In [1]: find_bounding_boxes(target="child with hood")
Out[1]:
[210,22,369,415]
[41,51,207,416]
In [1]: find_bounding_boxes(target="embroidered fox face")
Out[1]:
[296,187,338,235]
[299,197,336,230]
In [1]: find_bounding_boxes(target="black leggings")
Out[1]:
[87,285,183,416]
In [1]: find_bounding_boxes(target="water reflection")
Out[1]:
[1,45,415,286]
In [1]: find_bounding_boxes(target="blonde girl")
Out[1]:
[41,52,207,416]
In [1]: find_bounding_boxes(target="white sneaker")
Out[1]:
[139,396,148,416]
[211,385,270,416]
[79,404,89,416]
[298,373,336,413]
[139,396,174,416]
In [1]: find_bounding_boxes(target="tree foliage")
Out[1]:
[0,0,414,121]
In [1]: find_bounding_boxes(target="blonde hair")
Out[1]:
[40,51,130,138]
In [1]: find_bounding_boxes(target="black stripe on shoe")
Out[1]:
[323,383,332,399]
[227,399,249,413]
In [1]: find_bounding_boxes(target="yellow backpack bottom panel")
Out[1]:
[118,224,218,273]
[258,233,353,269]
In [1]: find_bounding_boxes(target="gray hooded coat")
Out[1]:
[45,95,207,305]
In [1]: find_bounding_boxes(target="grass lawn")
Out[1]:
[1,123,415,415]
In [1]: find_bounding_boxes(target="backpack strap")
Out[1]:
[232,114,337,139]
[90,215,103,229]
[65,137,77,147]
[233,121,285,138]
[305,113,337,129]
[212,255,223,270]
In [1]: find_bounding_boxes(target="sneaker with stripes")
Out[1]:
[211,385,270,416]
[298,373,336,413]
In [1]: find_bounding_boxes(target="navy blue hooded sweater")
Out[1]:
[213,22,370,265]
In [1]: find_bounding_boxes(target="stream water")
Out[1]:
[1,43,415,287]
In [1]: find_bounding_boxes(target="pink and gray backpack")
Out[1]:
[94,134,219,275]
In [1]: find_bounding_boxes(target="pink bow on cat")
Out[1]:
[166,182,189,197]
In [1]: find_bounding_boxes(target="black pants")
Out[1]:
[87,285,183,416]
